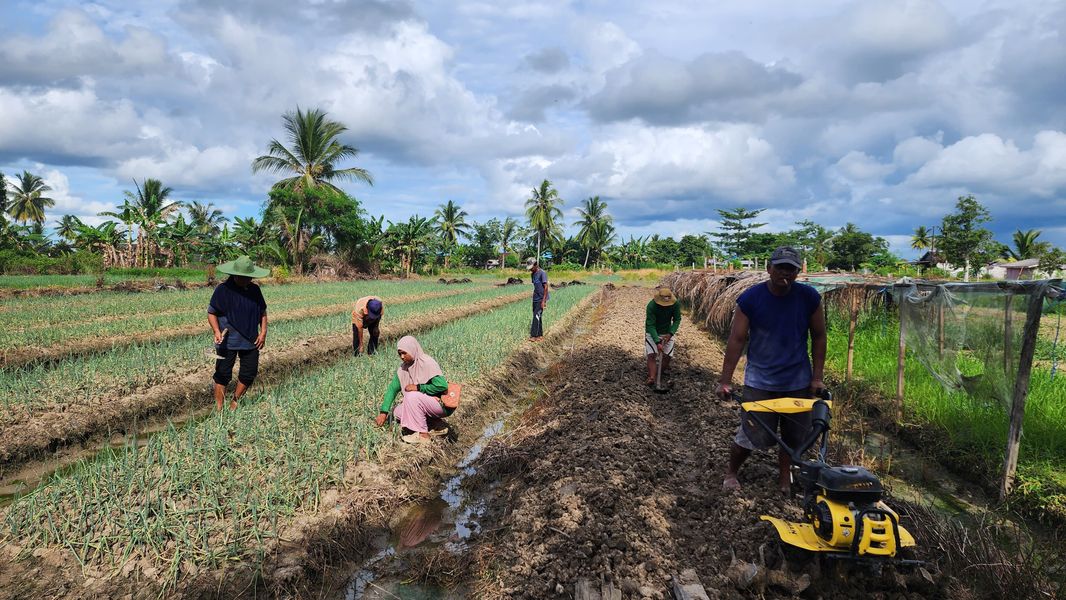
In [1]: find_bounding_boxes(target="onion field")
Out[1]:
[0,277,596,596]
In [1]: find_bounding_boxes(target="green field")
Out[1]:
[0,283,594,585]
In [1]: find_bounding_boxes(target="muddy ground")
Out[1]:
[440,286,946,600]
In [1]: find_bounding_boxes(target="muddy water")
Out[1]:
[343,418,506,600]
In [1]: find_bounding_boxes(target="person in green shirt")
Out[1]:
[374,335,453,444]
[645,287,682,386]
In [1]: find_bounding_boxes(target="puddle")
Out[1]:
[343,418,506,599]
[0,407,212,507]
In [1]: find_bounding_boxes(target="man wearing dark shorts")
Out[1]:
[715,246,826,494]
[208,256,269,411]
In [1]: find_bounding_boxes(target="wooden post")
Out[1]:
[937,303,945,359]
[847,288,859,381]
[1000,287,1046,501]
[896,299,907,423]
[1003,293,1014,378]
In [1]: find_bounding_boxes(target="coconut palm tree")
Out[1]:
[587,219,616,268]
[0,171,7,226]
[524,179,563,263]
[6,171,55,227]
[251,106,373,196]
[1006,229,1051,261]
[911,226,931,251]
[56,215,84,243]
[575,196,611,268]
[434,200,471,269]
[385,215,435,277]
[125,178,180,267]
[499,217,520,269]
[187,201,225,235]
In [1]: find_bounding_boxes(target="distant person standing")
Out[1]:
[207,256,269,411]
[352,296,383,356]
[529,262,548,341]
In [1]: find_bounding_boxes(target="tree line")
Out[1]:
[2,107,1063,278]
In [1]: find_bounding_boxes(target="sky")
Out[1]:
[1,0,1065,259]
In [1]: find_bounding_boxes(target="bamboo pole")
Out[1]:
[896,300,907,423]
[846,288,858,381]
[1003,293,1014,378]
[937,303,945,359]
[1000,288,1047,501]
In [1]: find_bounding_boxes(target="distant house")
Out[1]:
[913,251,948,270]
[989,258,1040,280]
[485,259,501,269]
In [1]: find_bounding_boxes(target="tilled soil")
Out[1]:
[463,286,941,599]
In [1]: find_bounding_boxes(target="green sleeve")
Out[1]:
[645,301,658,339]
[418,374,449,396]
[379,372,401,413]
[669,303,682,334]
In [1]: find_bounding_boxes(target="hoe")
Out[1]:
[741,390,920,565]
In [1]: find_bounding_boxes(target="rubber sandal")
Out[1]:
[428,427,449,438]
[402,433,430,445]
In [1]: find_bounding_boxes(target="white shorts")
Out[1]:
[645,333,675,357]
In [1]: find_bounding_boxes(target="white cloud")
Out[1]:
[907,132,1066,195]
[831,151,895,182]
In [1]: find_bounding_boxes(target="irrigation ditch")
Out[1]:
[0,288,529,482]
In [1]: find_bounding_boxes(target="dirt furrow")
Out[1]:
[460,286,935,599]
[0,290,530,475]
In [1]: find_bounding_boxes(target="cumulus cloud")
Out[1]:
[907,132,1066,195]
[0,8,172,85]
[586,51,803,124]
[824,0,960,84]
[524,47,570,73]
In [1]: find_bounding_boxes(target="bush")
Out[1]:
[0,250,103,275]
[548,261,584,271]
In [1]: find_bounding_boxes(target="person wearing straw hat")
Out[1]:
[716,246,826,494]
[207,255,270,411]
[645,286,682,386]
[352,296,383,356]
[374,336,453,444]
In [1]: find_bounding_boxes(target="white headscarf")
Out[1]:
[396,336,444,388]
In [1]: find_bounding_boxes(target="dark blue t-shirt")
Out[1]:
[207,278,267,350]
[736,282,821,391]
[531,269,548,303]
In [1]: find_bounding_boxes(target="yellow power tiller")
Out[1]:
[740,390,921,565]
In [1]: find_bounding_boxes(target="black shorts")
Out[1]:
[213,348,260,387]
[734,387,812,451]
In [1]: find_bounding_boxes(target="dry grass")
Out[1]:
[661,271,767,336]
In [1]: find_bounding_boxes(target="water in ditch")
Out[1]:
[342,418,507,600]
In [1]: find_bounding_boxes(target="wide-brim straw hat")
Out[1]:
[217,255,270,278]
[654,286,677,306]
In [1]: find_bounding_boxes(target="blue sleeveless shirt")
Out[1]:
[736,282,821,391]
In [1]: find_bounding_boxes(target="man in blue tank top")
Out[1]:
[715,246,826,494]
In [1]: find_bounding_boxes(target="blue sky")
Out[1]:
[2,0,1065,258]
